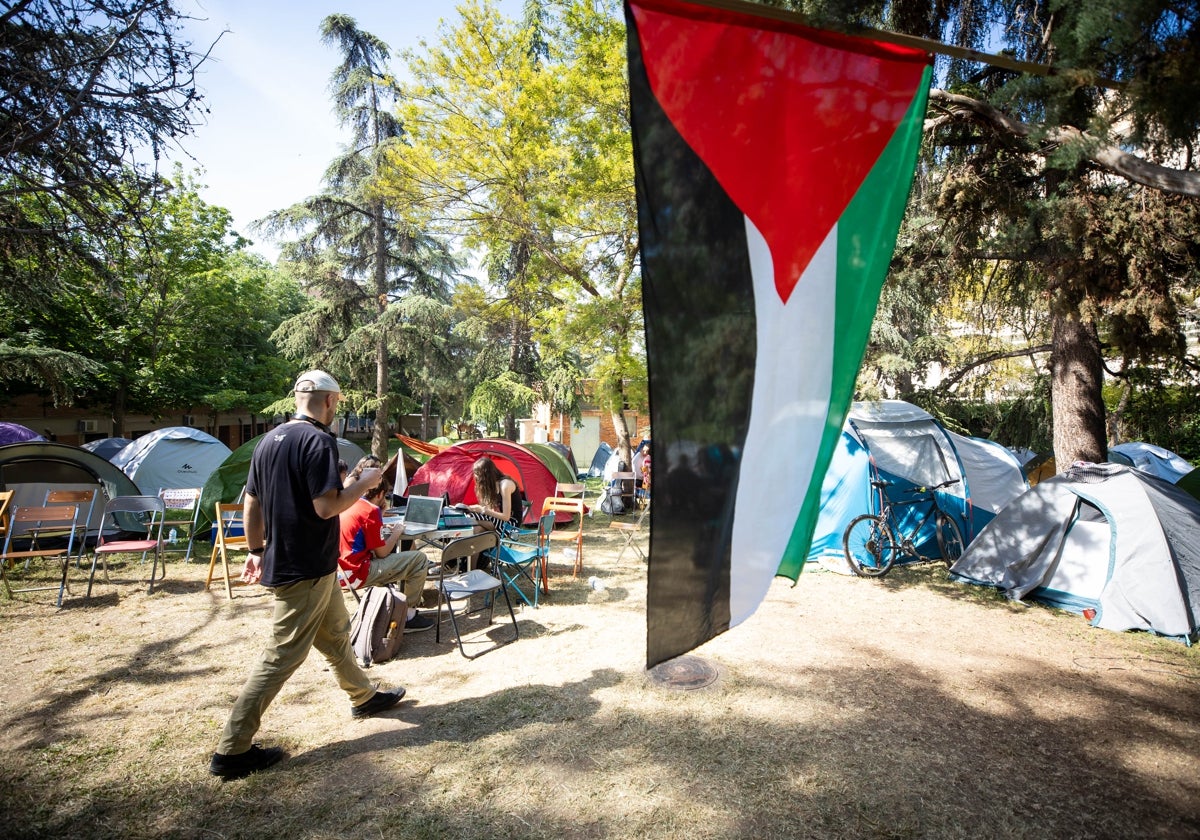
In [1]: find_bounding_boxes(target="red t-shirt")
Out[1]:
[338,497,385,588]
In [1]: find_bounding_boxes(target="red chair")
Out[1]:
[89,496,166,597]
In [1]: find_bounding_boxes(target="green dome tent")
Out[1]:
[198,434,366,529]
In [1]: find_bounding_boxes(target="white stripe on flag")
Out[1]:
[730,217,837,624]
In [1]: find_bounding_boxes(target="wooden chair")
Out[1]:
[42,488,99,568]
[541,494,586,580]
[205,503,251,599]
[1,504,82,606]
[89,495,167,597]
[610,502,649,563]
[0,490,12,543]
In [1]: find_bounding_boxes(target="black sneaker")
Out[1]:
[403,612,435,633]
[209,744,284,780]
[351,686,407,719]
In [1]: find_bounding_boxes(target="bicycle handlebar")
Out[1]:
[870,478,961,494]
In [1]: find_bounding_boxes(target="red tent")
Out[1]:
[409,439,565,525]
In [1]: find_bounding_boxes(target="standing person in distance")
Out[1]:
[209,370,408,781]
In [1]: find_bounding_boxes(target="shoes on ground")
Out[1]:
[209,744,284,780]
[351,686,407,719]
[403,611,435,633]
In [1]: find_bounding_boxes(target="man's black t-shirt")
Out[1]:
[246,420,342,587]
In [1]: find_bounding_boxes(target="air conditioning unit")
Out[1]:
[77,419,99,433]
[181,414,195,426]
[553,428,563,443]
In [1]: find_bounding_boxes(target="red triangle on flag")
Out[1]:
[631,0,929,304]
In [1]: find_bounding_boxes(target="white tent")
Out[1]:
[950,463,1200,641]
[1109,442,1194,483]
[808,401,1029,566]
[111,427,231,493]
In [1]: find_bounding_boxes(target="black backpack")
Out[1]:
[348,585,407,667]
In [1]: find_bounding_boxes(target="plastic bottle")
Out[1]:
[168,528,177,544]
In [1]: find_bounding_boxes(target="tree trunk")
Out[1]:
[371,198,390,460]
[1049,310,1107,471]
[421,393,432,440]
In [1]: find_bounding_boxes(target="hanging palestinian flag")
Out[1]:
[627,0,932,668]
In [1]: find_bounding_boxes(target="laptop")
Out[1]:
[399,495,443,536]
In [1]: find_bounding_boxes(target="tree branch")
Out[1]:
[928,89,1200,198]
[934,343,1053,393]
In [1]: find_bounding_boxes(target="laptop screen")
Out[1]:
[403,495,443,528]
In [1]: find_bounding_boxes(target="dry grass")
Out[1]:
[2,517,1200,839]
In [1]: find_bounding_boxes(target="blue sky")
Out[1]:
[168,0,523,259]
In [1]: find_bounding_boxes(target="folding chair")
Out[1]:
[610,503,649,563]
[42,488,99,568]
[1,504,82,606]
[541,495,586,579]
[0,490,12,542]
[158,488,202,563]
[434,531,517,659]
[495,510,555,608]
[205,503,251,599]
[89,495,167,596]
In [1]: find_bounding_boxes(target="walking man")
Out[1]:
[210,370,407,780]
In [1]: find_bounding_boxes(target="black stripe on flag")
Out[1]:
[627,5,758,669]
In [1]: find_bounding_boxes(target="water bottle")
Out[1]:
[168,528,177,544]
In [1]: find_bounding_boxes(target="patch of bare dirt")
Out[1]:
[1,522,1199,839]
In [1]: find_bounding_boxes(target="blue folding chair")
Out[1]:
[494,510,555,608]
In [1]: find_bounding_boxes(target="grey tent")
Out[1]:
[950,463,1200,641]
[110,427,232,493]
[0,442,141,538]
[81,437,133,461]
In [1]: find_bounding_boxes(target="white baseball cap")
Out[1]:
[293,370,342,393]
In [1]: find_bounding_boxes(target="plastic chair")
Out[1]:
[1,504,82,606]
[433,531,517,659]
[89,496,166,597]
[541,495,586,579]
[495,510,555,608]
[205,503,250,599]
[158,488,202,563]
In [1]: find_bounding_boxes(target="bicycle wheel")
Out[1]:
[935,512,965,565]
[843,514,896,577]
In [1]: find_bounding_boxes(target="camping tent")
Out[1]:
[1178,468,1200,503]
[1109,442,1194,483]
[807,401,1028,566]
[525,442,577,485]
[544,440,579,476]
[110,427,232,493]
[0,442,141,537]
[584,442,612,478]
[81,437,134,461]
[0,423,45,445]
[950,463,1200,642]
[409,439,562,525]
[199,433,365,526]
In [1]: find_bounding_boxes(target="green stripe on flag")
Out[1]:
[778,66,932,580]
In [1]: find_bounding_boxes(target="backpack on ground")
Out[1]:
[348,584,407,667]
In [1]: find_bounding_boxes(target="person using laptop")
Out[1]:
[338,456,435,633]
[463,456,522,537]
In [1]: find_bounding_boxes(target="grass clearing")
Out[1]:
[2,516,1199,838]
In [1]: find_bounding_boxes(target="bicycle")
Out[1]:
[842,478,965,578]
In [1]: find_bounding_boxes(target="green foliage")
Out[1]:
[468,371,537,432]
[386,0,642,437]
